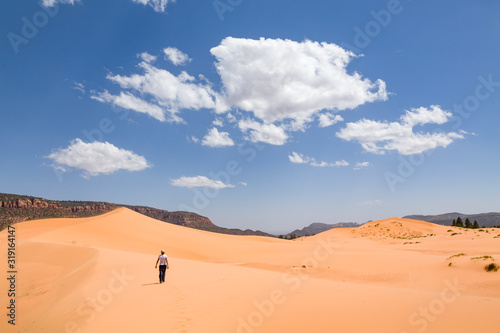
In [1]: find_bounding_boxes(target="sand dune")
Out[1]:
[1,208,499,332]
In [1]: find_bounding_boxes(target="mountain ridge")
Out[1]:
[0,193,273,237]
[285,221,361,237]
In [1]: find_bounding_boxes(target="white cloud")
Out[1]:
[210,37,388,126]
[238,119,288,145]
[289,152,349,168]
[42,0,78,6]
[318,113,344,128]
[72,81,85,94]
[131,0,173,12]
[212,118,224,127]
[93,61,217,123]
[43,0,172,12]
[188,136,199,143]
[289,152,311,164]
[201,128,235,147]
[239,182,247,186]
[401,105,451,127]
[354,162,371,170]
[47,139,150,178]
[171,176,234,189]
[163,47,191,66]
[310,161,334,167]
[334,160,350,167]
[137,52,157,64]
[95,39,387,146]
[91,90,167,122]
[337,106,465,155]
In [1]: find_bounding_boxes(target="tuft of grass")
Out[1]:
[484,263,499,272]
[447,230,453,232]
[302,265,306,269]
[451,233,460,236]
[448,262,453,267]
[447,253,466,259]
[471,255,493,260]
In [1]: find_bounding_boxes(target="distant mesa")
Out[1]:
[0,193,272,237]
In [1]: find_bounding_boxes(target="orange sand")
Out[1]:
[1,208,499,332]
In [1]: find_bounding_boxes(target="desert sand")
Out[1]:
[1,208,499,333]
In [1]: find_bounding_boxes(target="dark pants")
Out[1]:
[159,265,167,283]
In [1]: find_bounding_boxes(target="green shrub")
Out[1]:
[484,263,499,272]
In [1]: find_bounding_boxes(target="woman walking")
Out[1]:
[155,249,169,283]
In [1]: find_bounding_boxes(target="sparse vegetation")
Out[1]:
[471,256,493,260]
[447,253,466,259]
[279,233,298,240]
[484,263,499,272]
[452,216,481,229]
[451,233,460,236]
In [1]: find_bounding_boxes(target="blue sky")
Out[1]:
[1,0,499,234]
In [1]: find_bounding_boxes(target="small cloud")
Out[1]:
[137,52,157,64]
[354,162,371,170]
[131,0,173,13]
[288,152,311,164]
[41,0,79,6]
[239,119,288,145]
[289,152,349,168]
[163,47,191,66]
[171,176,234,189]
[318,113,343,128]
[188,136,199,143]
[72,81,85,94]
[240,182,247,186]
[201,128,235,148]
[212,118,224,127]
[334,160,349,167]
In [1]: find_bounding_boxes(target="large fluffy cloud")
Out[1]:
[47,139,150,178]
[336,105,465,155]
[93,39,388,145]
[171,176,234,189]
[211,37,388,125]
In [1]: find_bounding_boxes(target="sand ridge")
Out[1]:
[1,208,499,332]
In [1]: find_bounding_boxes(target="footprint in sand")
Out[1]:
[169,285,192,332]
